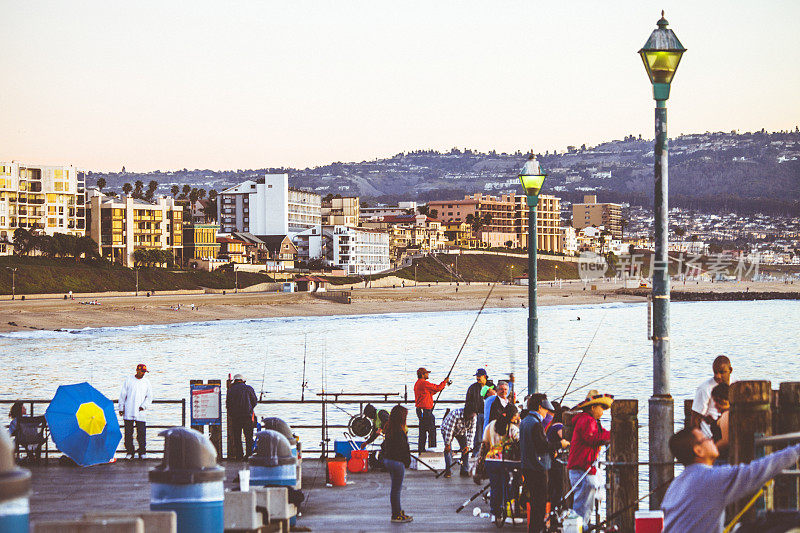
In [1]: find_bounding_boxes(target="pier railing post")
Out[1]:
[208,379,223,459]
[683,399,693,429]
[776,382,800,510]
[730,380,772,519]
[608,399,638,532]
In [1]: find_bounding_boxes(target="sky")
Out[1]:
[1,1,799,172]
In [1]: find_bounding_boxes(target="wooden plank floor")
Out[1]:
[28,458,523,532]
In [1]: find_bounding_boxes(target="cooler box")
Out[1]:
[333,440,363,460]
[635,510,664,533]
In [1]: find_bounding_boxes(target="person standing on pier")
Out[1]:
[566,391,613,527]
[691,355,732,436]
[226,373,258,460]
[119,363,152,459]
[440,406,475,478]
[413,367,450,453]
[381,405,413,523]
[465,368,488,457]
[488,381,513,429]
[662,427,800,532]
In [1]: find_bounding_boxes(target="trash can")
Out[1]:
[259,418,302,488]
[149,427,225,533]
[248,430,297,487]
[0,430,31,533]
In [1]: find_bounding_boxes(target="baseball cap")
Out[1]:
[233,373,245,381]
[474,368,488,377]
[136,363,149,373]
[417,367,429,378]
[541,398,556,412]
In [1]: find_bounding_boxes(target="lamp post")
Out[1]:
[135,267,139,297]
[639,10,686,509]
[7,267,17,300]
[519,153,546,394]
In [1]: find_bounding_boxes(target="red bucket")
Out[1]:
[328,459,347,486]
[347,449,369,473]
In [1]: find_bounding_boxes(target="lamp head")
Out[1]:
[518,153,546,204]
[639,11,686,101]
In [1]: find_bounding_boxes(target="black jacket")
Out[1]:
[381,429,410,467]
[465,382,484,419]
[226,381,258,418]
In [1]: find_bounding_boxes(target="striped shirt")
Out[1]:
[440,407,476,446]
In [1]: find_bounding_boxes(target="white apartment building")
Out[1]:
[217,174,321,235]
[0,162,86,245]
[360,201,417,221]
[323,225,390,275]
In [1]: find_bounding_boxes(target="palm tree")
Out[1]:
[122,183,133,196]
[96,177,106,191]
[181,184,191,199]
[171,185,180,197]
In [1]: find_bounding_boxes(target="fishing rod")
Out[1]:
[433,283,496,409]
[456,482,491,513]
[301,334,308,402]
[586,475,675,532]
[559,363,637,402]
[259,347,268,401]
[558,311,607,404]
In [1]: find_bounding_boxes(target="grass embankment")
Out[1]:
[0,256,273,295]
[325,254,579,285]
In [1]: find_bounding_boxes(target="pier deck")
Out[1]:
[29,458,510,532]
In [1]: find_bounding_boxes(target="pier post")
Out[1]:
[607,399,638,532]
[776,382,800,510]
[730,380,772,519]
[683,399,693,429]
[208,379,223,459]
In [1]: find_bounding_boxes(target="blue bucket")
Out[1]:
[0,497,29,533]
[334,440,363,460]
[250,464,297,487]
[151,481,224,533]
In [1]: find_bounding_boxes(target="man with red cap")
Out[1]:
[119,363,153,459]
[413,367,450,453]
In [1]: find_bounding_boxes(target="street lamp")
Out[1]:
[7,267,17,300]
[639,10,685,509]
[519,153,546,394]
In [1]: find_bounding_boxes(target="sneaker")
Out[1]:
[391,514,411,523]
[125,453,134,460]
[138,453,148,460]
[399,511,413,522]
[443,470,452,478]
[459,470,470,477]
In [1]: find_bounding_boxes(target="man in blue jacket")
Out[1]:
[662,427,800,532]
[227,373,258,460]
[520,393,569,533]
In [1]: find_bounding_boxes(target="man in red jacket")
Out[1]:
[566,391,613,527]
[413,367,450,452]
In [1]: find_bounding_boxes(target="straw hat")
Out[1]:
[576,390,614,410]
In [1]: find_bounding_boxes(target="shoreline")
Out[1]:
[1,280,798,334]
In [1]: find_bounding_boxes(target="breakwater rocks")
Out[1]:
[615,288,800,301]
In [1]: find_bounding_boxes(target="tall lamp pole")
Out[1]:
[8,267,17,300]
[519,154,546,394]
[639,11,686,508]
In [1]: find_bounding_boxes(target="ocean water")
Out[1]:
[1,299,798,495]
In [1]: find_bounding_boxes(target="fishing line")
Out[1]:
[300,333,307,401]
[259,346,268,401]
[433,283,496,409]
[560,363,637,402]
[558,309,608,404]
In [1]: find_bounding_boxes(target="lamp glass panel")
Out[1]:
[519,174,545,196]
[641,50,682,84]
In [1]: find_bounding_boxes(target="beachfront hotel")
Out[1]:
[427,192,563,253]
[0,161,87,248]
[572,194,623,239]
[217,174,322,236]
[86,190,183,267]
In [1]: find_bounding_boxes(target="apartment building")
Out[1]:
[572,195,622,239]
[322,225,390,275]
[428,192,562,252]
[181,223,220,263]
[362,214,447,263]
[217,174,321,235]
[322,196,360,227]
[0,162,86,244]
[360,201,417,221]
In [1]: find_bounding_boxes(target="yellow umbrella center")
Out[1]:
[76,402,106,436]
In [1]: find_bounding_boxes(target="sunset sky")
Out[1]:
[1,1,798,171]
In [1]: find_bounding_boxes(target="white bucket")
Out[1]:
[238,469,250,492]
[563,515,583,533]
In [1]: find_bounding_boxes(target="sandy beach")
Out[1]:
[1,279,798,333]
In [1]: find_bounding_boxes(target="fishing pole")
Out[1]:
[558,311,607,404]
[560,363,637,402]
[301,334,308,402]
[433,283,496,409]
[259,347,268,401]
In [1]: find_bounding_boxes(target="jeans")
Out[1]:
[383,458,405,516]
[523,468,549,533]
[472,414,484,457]
[485,460,509,517]
[229,415,254,460]
[416,408,436,452]
[443,433,470,474]
[124,419,146,456]
[569,469,597,526]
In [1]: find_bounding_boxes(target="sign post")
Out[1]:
[190,380,223,458]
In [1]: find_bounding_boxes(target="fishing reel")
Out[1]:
[347,415,373,438]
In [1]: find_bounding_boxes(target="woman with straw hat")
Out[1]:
[566,390,613,527]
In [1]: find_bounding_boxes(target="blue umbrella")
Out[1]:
[45,382,122,466]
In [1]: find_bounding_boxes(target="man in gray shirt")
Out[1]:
[661,427,800,532]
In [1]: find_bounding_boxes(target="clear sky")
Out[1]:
[1,1,798,172]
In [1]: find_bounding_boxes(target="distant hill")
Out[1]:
[89,129,800,215]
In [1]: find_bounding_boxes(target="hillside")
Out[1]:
[88,129,800,215]
[0,257,273,295]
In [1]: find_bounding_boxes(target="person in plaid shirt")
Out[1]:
[440,407,476,478]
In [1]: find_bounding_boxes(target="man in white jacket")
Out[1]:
[119,363,153,459]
